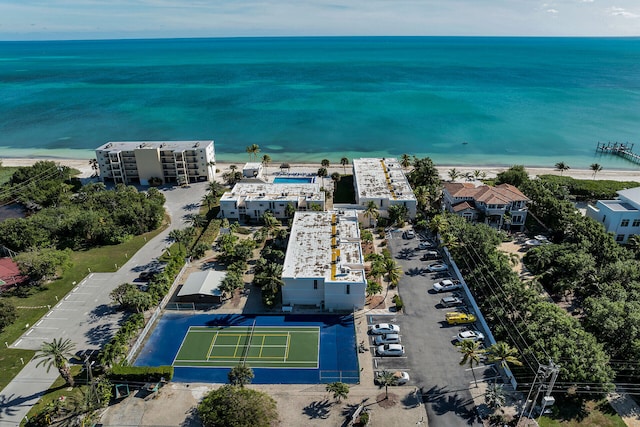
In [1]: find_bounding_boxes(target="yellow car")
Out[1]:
[446,312,477,325]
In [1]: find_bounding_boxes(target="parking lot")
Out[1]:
[367,228,497,427]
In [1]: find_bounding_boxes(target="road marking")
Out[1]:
[25,329,33,336]
[36,320,43,326]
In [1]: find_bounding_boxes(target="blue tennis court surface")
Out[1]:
[134,313,360,384]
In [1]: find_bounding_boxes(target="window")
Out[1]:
[512,215,522,224]
[346,284,351,294]
[621,219,630,227]
[633,219,640,227]
[313,280,318,290]
[616,234,625,242]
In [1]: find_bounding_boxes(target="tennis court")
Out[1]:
[174,325,319,368]
[134,313,359,384]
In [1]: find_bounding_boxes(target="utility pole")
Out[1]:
[520,360,560,422]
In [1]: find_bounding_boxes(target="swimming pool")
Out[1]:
[273,176,315,184]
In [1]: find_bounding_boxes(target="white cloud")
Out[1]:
[608,6,639,18]
[547,8,559,13]
[581,0,594,3]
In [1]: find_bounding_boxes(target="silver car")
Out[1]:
[374,333,400,345]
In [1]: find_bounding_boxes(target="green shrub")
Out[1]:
[538,175,640,201]
[392,295,403,311]
[108,365,173,382]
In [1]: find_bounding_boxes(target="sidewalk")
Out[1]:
[0,361,58,425]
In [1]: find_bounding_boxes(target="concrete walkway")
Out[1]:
[0,182,208,426]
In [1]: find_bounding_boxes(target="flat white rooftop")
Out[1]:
[220,183,324,202]
[599,200,638,212]
[353,158,416,201]
[283,210,365,283]
[96,140,213,151]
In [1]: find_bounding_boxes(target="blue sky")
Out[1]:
[1,0,639,40]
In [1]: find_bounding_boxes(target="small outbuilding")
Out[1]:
[243,162,263,178]
[177,270,226,304]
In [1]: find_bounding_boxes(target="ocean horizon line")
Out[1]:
[3,35,640,43]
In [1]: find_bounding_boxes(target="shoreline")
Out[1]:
[2,157,640,183]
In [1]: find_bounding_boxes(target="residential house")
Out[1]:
[587,187,640,243]
[442,182,529,230]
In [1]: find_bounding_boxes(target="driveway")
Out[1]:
[386,229,492,427]
[0,182,209,425]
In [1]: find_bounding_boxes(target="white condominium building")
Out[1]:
[282,210,366,312]
[95,140,215,186]
[352,158,417,220]
[219,183,325,220]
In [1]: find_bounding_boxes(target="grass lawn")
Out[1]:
[0,224,167,391]
[334,175,355,203]
[538,397,626,427]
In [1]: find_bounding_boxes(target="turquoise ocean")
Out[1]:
[1,37,639,168]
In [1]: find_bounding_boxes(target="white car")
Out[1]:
[427,263,449,272]
[374,333,400,345]
[404,230,416,239]
[376,343,405,357]
[456,330,485,342]
[369,323,401,335]
[375,370,410,385]
[418,241,435,250]
[433,279,462,292]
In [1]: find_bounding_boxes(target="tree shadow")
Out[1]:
[180,406,201,427]
[85,323,115,345]
[405,267,427,277]
[87,304,117,323]
[396,248,416,259]
[182,203,200,211]
[303,398,333,419]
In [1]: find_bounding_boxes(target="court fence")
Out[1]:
[319,370,360,384]
[125,262,189,364]
[165,302,221,311]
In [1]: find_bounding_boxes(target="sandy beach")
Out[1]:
[3,156,640,183]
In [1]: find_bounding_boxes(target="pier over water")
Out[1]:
[597,142,640,165]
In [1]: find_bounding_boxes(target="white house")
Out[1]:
[442,182,529,231]
[242,162,263,178]
[281,210,366,312]
[352,158,417,220]
[219,182,325,221]
[95,140,215,185]
[587,187,640,243]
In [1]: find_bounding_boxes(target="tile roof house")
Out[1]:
[442,182,529,230]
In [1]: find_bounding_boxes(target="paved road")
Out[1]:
[0,182,208,426]
[385,228,493,427]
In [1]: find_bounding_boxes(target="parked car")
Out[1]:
[433,279,462,293]
[375,370,410,385]
[374,333,401,345]
[376,343,405,357]
[421,251,441,261]
[440,296,464,307]
[418,241,435,250]
[404,230,416,239]
[446,312,477,325]
[456,330,485,342]
[369,323,401,335]
[427,263,448,272]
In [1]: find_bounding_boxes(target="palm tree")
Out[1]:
[448,168,461,182]
[230,164,238,172]
[207,180,226,198]
[340,157,349,174]
[321,158,330,169]
[246,144,260,161]
[228,364,254,387]
[486,341,523,370]
[484,382,506,410]
[590,163,603,179]
[325,381,349,402]
[202,192,218,210]
[376,370,398,399]
[555,161,570,176]
[262,211,281,238]
[400,154,411,170]
[473,169,483,180]
[428,214,449,236]
[35,338,76,386]
[330,172,341,186]
[317,167,328,187]
[457,340,485,387]
[187,213,207,228]
[89,159,99,177]
[363,201,379,228]
[168,229,188,251]
[628,235,640,258]
[384,258,402,287]
[262,154,271,174]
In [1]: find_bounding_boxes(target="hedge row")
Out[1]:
[538,175,640,201]
[109,365,174,382]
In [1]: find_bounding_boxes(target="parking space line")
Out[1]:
[25,329,33,336]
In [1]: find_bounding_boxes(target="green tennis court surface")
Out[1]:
[173,325,320,368]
